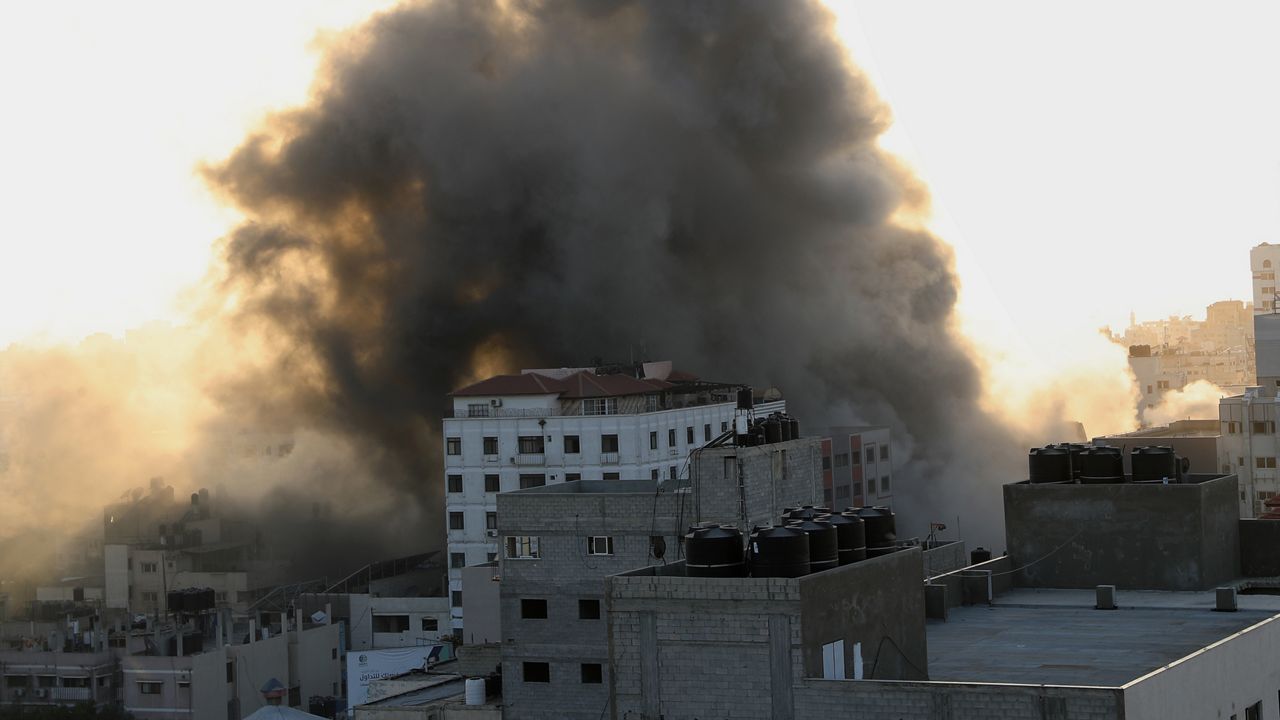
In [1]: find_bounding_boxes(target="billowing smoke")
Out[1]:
[202,0,1037,548]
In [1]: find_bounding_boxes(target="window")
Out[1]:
[4,676,27,688]
[587,536,614,555]
[1267,259,1274,269]
[721,421,728,433]
[452,590,462,606]
[1246,701,1262,720]
[523,662,550,683]
[226,662,235,684]
[506,536,541,559]
[580,664,603,684]
[649,431,658,450]
[686,427,694,444]
[138,681,163,695]
[37,676,56,688]
[564,435,580,454]
[421,617,438,632]
[484,474,500,492]
[821,639,845,680]
[578,599,601,620]
[483,436,498,455]
[668,429,676,447]
[583,397,618,415]
[881,476,890,493]
[651,468,660,481]
[866,446,876,463]
[1253,421,1274,434]
[486,552,497,562]
[834,453,848,468]
[836,486,849,500]
[601,434,619,453]
[140,562,158,573]
[467,403,489,417]
[603,472,620,480]
[565,473,581,482]
[142,591,158,604]
[520,599,548,619]
[372,614,410,633]
[868,477,877,493]
[1146,384,1153,394]
[450,553,466,569]
[519,474,546,489]
[449,512,465,530]
[446,437,461,455]
[669,465,678,480]
[880,444,889,460]
[447,475,463,493]
[704,424,712,442]
[1257,457,1277,469]
[486,512,497,530]
[518,436,544,454]
[1228,421,1240,434]
[851,448,861,465]
[645,395,659,412]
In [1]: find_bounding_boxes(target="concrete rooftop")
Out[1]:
[926,588,1280,687]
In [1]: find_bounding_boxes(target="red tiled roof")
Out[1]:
[451,370,674,398]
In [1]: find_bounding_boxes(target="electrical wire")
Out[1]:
[925,529,1086,583]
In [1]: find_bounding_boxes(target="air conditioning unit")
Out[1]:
[485,530,498,538]
[33,689,47,699]
[490,398,503,407]
[12,688,25,698]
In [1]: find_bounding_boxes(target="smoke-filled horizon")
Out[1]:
[202,0,1038,548]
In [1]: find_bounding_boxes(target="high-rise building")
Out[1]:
[441,361,783,634]
[1250,243,1280,313]
[820,427,892,509]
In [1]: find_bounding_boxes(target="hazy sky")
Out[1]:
[1,1,1277,367]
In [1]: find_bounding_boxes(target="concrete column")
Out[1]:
[768,614,794,720]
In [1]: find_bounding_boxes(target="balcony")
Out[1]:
[515,454,546,466]
[600,453,620,465]
[49,688,91,702]
[445,407,555,419]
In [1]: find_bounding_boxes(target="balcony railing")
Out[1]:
[446,407,555,419]
[514,453,546,466]
[49,688,91,702]
[600,453,620,465]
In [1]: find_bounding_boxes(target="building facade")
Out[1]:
[442,362,783,633]
[1252,243,1280,313]
[820,426,892,510]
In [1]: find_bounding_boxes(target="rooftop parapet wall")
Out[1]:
[1003,473,1240,590]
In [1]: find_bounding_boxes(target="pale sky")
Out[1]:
[1,1,1277,371]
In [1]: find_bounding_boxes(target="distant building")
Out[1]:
[441,361,783,635]
[1252,242,1280,313]
[820,427,892,509]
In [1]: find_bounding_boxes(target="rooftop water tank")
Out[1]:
[1029,446,1071,483]
[826,512,867,565]
[852,506,897,558]
[1131,445,1178,483]
[1080,446,1124,483]
[783,505,832,522]
[787,518,839,574]
[685,525,747,577]
[1054,442,1090,479]
[763,417,783,444]
[749,525,810,578]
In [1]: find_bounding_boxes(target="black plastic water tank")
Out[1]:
[787,518,839,573]
[1079,446,1124,483]
[1028,446,1071,483]
[783,505,832,522]
[167,590,184,613]
[970,547,993,565]
[749,525,810,578]
[852,506,897,557]
[789,417,800,440]
[762,417,783,444]
[737,387,754,410]
[685,525,747,577]
[1054,443,1090,479]
[779,415,794,442]
[826,512,866,565]
[1131,446,1178,482]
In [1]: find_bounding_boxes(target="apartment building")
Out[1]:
[495,437,821,720]
[442,361,783,633]
[1252,243,1280,313]
[820,426,892,509]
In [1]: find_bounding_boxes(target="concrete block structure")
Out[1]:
[606,549,927,720]
[1003,473,1240,590]
[495,437,821,720]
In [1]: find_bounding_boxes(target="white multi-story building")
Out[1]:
[441,361,784,634]
[1251,243,1280,313]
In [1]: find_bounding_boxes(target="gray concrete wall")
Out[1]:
[690,438,823,529]
[921,541,968,579]
[797,549,927,681]
[1240,519,1280,576]
[1003,475,1239,590]
[461,564,501,645]
[795,679,1123,719]
[1122,614,1280,720]
[497,486,685,720]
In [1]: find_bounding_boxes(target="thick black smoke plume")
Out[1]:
[207,0,1024,549]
